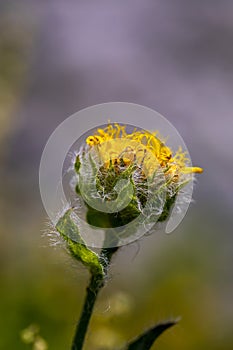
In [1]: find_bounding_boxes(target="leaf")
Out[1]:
[55,209,104,278]
[125,320,178,350]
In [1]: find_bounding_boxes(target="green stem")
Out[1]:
[71,274,103,350]
[71,247,118,350]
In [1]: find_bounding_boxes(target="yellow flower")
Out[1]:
[86,123,203,181]
[71,122,204,227]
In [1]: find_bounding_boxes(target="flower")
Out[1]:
[86,123,202,181]
[73,123,203,228]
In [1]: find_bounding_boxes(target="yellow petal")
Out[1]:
[182,167,203,174]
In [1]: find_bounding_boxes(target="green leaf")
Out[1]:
[125,320,177,350]
[55,209,104,278]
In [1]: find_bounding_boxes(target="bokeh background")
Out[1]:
[0,1,233,349]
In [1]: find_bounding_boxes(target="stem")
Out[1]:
[71,274,103,350]
[71,247,118,350]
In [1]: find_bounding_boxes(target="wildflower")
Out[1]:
[52,120,203,350]
[86,124,202,176]
[76,123,202,229]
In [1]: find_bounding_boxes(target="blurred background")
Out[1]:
[0,1,233,349]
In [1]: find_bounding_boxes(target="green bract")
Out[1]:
[56,209,104,278]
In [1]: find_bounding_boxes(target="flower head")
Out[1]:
[86,123,202,181]
[74,123,203,231]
